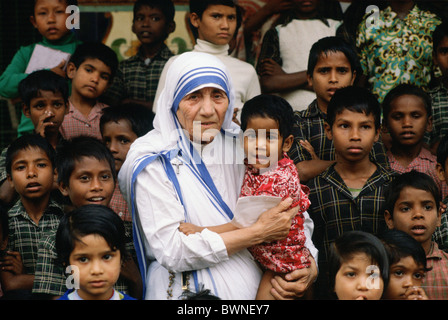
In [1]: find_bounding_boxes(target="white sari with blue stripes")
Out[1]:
[119,52,262,299]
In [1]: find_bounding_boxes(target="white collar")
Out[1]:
[194,39,229,56]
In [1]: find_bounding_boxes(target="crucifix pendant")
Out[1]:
[171,158,183,174]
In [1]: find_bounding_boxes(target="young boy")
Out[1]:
[256,0,341,111]
[380,229,429,300]
[425,21,448,153]
[0,0,81,137]
[288,36,389,184]
[101,0,175,110]
[0,70,69,206]
[307,85,395,299]
[32,136,142,299]
[100,103,154,222]
[0,134,63,299]
[384,170,448,300]
[60,42,118,140]
[154,0,260,121]
[382,83,447,199]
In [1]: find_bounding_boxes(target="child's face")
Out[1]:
[132,5,174,46]
[292,0,319,16]
[385,95,432,148]
[383,256,426,300]
[334,252,384,300]
[7,147,55,201]
[69,234,121,300]
[30,0,71,41]
[243,116,293,169]
[325,109,379,164]
[433,35,448,80]
[385,186,441,250]
[190,5,237,46]
[23,90,68,135]
[101,119,138,172]
[67,59,112,101]
[308,51,356,112]
[59,157,115,208]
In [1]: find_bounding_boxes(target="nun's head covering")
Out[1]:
[153,51,238,149]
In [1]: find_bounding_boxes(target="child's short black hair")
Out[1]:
[133,0,175,23]
[5,134,56,176]
[68,42,119,80]
[55,204,127,266]
[384,171,441,218]
[326,86,381,130]
[437,135,448,170]
[100,103,155,138]
[380,229,431,272]
[382,84,432,125]
[56,136,116,187]
[327,230,389,296]
[18,70,69,107]
[240,94,294,139]
[189,0,237,39]
[432,21,448,52]
[307,36,361,77]
[32,0,78,16]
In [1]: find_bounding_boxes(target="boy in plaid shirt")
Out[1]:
[307,86,395,299]
[288,36,389,184]
[382,83,448,199]
[433,135,448,252]
[384,171,448,300]
[101,0,175,111]
[0,135,63,299]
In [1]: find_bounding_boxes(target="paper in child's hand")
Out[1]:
[25,44,71,74]
[231,195,282,228]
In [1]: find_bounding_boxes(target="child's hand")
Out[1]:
[405,286,428,300]
[259,58,285,77]
[232,107,241,126]
[300,140,319,160]
[34,110,56,137]
[0,251,24,275]
[51,60,67,78]
[179,222,204,235]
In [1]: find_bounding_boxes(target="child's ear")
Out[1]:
[306,73,313,89]
[189,12,201,29]
[29,15,37,29]
[350,69,357,85]
[436,163,446,182]
[426,115,433,133]
[324,122,333,140]
[167,20,176,34]
[22,104,31,118]
[384,210,395,230]
[282,134,294,153]
[58,181,70,197]
[66,62,77,80]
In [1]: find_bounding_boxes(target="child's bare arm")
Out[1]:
[295,159,335,183]
[179,222,238,235]
[0,251,34,291]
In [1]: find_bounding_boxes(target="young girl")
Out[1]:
[180,94,312,299]
[55,205,136,300]
[380,229,429,300]
[327,231,389,300]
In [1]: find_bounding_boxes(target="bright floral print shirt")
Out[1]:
[356,5,441,102]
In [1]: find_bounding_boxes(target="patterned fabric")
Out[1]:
[289,100,390,168]
[102,44,173,105]
[6,199,63,275]
[307,163,395,267]
[387,148,448,199]
[0,147,7,183]
[422,242,448,300]
[356,5,441,102]
[425,84,448,146]
[433,197,448,252]
[109,183,131,222]
[59,100,106,140]
[241,154,311,273]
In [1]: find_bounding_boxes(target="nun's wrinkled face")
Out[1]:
[176,86,229,144]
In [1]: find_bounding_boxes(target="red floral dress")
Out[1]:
[240,154,311,273]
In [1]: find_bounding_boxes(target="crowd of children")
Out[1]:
[1,0,448,301]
